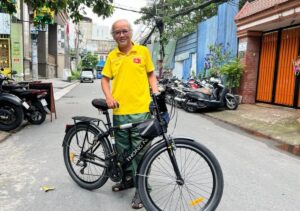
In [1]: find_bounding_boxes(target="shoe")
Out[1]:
[112,177,134,192]
[131,191,143,209]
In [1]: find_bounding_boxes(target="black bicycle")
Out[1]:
[62,93,224,211]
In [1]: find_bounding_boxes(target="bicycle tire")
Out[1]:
[137,138,224,211]
[63,123,109,190]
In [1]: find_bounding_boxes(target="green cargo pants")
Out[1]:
[113,112,151,185]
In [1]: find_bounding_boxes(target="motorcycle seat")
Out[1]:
[2,84,24,91]
[191,88,212,95]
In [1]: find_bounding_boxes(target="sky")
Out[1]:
[84,0,149,41]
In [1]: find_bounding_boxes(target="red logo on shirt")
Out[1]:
[133,58,141,64]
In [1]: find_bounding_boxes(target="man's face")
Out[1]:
[112,21,132,49]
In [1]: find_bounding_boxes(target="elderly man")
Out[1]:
[101,19,158,209]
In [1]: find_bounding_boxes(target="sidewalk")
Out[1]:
[203,103,300,156]
[1,78,300,156]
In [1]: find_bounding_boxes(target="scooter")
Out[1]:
[1,70,49,125]
[0,74,29,131]
[183,77,239,113]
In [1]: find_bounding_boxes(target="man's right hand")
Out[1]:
[106,97,119,109]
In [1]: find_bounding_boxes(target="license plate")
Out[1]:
[22,101,30,109]
[41,99,48,106]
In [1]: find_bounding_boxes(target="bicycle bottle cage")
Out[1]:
[136,118,164,139]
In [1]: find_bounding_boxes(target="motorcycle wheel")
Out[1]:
[183,100,198,113]
[0,101,24,131]
[28,101,46,125]
[225,96,238,110]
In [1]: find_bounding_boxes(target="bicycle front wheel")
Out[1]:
[63,123,109,190]
[137,138,224,211]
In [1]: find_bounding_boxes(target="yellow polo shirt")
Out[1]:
[102,44,155,115]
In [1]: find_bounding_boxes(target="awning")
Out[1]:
[97,60,105,67]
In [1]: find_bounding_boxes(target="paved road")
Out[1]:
[1,80,300,211]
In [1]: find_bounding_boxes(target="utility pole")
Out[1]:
[30,25,39,81]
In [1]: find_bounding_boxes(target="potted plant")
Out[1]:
[220,58,244,102]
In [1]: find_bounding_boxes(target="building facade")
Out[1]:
[235,0,300,107]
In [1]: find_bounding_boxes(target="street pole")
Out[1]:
[31,37,38,81]
[30,25,39,81]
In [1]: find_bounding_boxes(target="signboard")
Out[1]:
[238,41,247,58]
[238,42,247,52]
[0,13,11,34]
[57,25,65,54]
[29,82,57,121]
[11,23,23,76]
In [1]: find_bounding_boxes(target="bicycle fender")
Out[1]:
[62,122,111,150]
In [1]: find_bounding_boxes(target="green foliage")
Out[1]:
[80,52,98,69]
[207,44,231,77]
[220,58,244,91]
[239,0,255,9]
[1,0,114,25]
[67,69,81,81]
[136,0,224,41]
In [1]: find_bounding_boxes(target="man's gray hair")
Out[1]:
[111,19,133,33]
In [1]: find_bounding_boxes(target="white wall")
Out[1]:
[173,61,183,79]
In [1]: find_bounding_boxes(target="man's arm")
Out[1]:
[147,71,159,94]
[101,76,119,108]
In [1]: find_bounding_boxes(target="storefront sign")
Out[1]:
[0,13,11,34]
[11,23,23,75]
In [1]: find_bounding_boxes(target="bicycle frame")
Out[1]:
[68,93,184,182]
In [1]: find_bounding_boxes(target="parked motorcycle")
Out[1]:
[1,70,49,125]
[0,74,28,131]
[183,77,238,112]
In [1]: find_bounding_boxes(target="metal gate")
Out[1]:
[257,27,300,107]
[275,27,300,106]
[256,32,278,102]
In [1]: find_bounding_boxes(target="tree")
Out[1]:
[136,0,228,44]
[239,0,255,9]
[135,0,228,78]
[220,58,244,93]
[0,0,114,25]
[80,52,98,69]
[207,44,231,78]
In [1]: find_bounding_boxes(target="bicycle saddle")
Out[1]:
[92,98,109,111]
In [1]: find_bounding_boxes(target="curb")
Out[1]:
[203,113,300,157]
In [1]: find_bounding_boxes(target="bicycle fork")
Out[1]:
[166,136,184,185]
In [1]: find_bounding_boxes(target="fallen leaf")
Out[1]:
[40,186,55,192]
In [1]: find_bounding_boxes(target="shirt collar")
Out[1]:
[116,42,138,55]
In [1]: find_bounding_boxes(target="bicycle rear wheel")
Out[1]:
[63,123,109,190]
[137,138,223,211]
